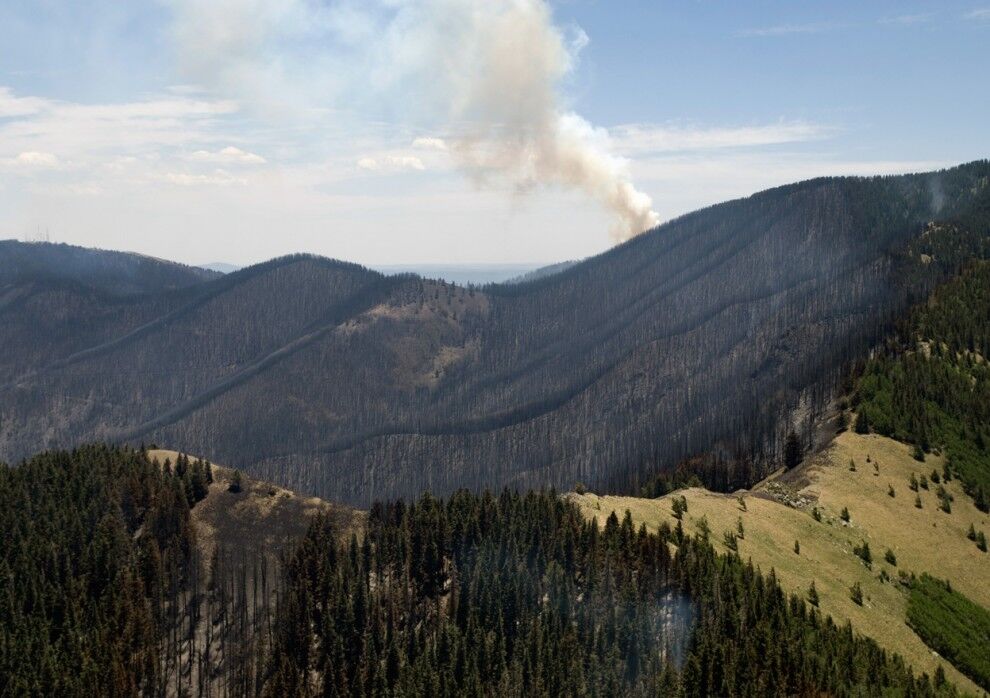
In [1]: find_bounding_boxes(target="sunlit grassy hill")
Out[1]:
[570,430,990,694]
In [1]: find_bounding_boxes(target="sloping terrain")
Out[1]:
[144,448,359,696]
[0,443,354,696]
[0,239,218,294]
[147,448,361,565]
[1,163,989,505]
[571,430,990,694]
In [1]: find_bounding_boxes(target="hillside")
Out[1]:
[854,259,990,505]
[0,444,356,696]
[7,444,961,697]
[571,430,990,694]
[146,448,361,566]
[252,488,957,696]
[0,240,219,294]
[1,163,989,505]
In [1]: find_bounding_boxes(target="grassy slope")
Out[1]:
[571,431,990,695]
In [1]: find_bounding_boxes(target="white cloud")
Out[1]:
[7,151,61,168]
[736,23,842,38]
[0,87,49,118]
[387,155,424,170]
[356,154,425,172]
[879,13,933,25]
[0,88,239,163]
[161,169,248,186]
[412,136,448,151]
[965,8,990,20]
[609,122,833,156]
[188,145,266,164]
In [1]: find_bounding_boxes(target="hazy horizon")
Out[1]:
[1,1,988,267]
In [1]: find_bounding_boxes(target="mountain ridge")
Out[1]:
[2,162,989,506]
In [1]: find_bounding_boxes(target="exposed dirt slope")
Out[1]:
[147,448,362,568]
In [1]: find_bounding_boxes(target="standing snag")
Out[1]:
[784,432,803,470]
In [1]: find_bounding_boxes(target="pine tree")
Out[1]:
[854,541,872,567]
[695,516,711,543]
[807,581,819,607]
[884,549,897,566]
[854,411,870,434]
[976,485,989,513]
[849,582,864,606]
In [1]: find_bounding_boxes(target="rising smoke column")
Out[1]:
[429,0,659,242]
[167,0,659,242]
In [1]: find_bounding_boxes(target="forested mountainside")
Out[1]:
[0,445,352,696]
[504,258,580,284]
[1,446,962,697]
[0,240,218,295]
[0,445,203,694]
[1,162,989,506]
[260,491,959,697]
[854,260,990,509]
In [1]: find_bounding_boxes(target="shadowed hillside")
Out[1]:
[0,240,218,294]
[1,163,989,505]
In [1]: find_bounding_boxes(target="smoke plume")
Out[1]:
[167,0,660,242]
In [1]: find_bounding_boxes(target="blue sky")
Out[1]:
[0,1,987,266]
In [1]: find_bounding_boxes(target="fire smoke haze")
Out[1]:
[167,0,661,243]
[4,2,975,266]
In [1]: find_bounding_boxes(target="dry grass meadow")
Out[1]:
[570,431,990,694]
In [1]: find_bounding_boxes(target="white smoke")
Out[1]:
[166,0,660,242]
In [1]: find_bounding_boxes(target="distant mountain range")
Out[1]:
[2,161,988,505]
[199,261,242,274]
[202,261,573,286]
